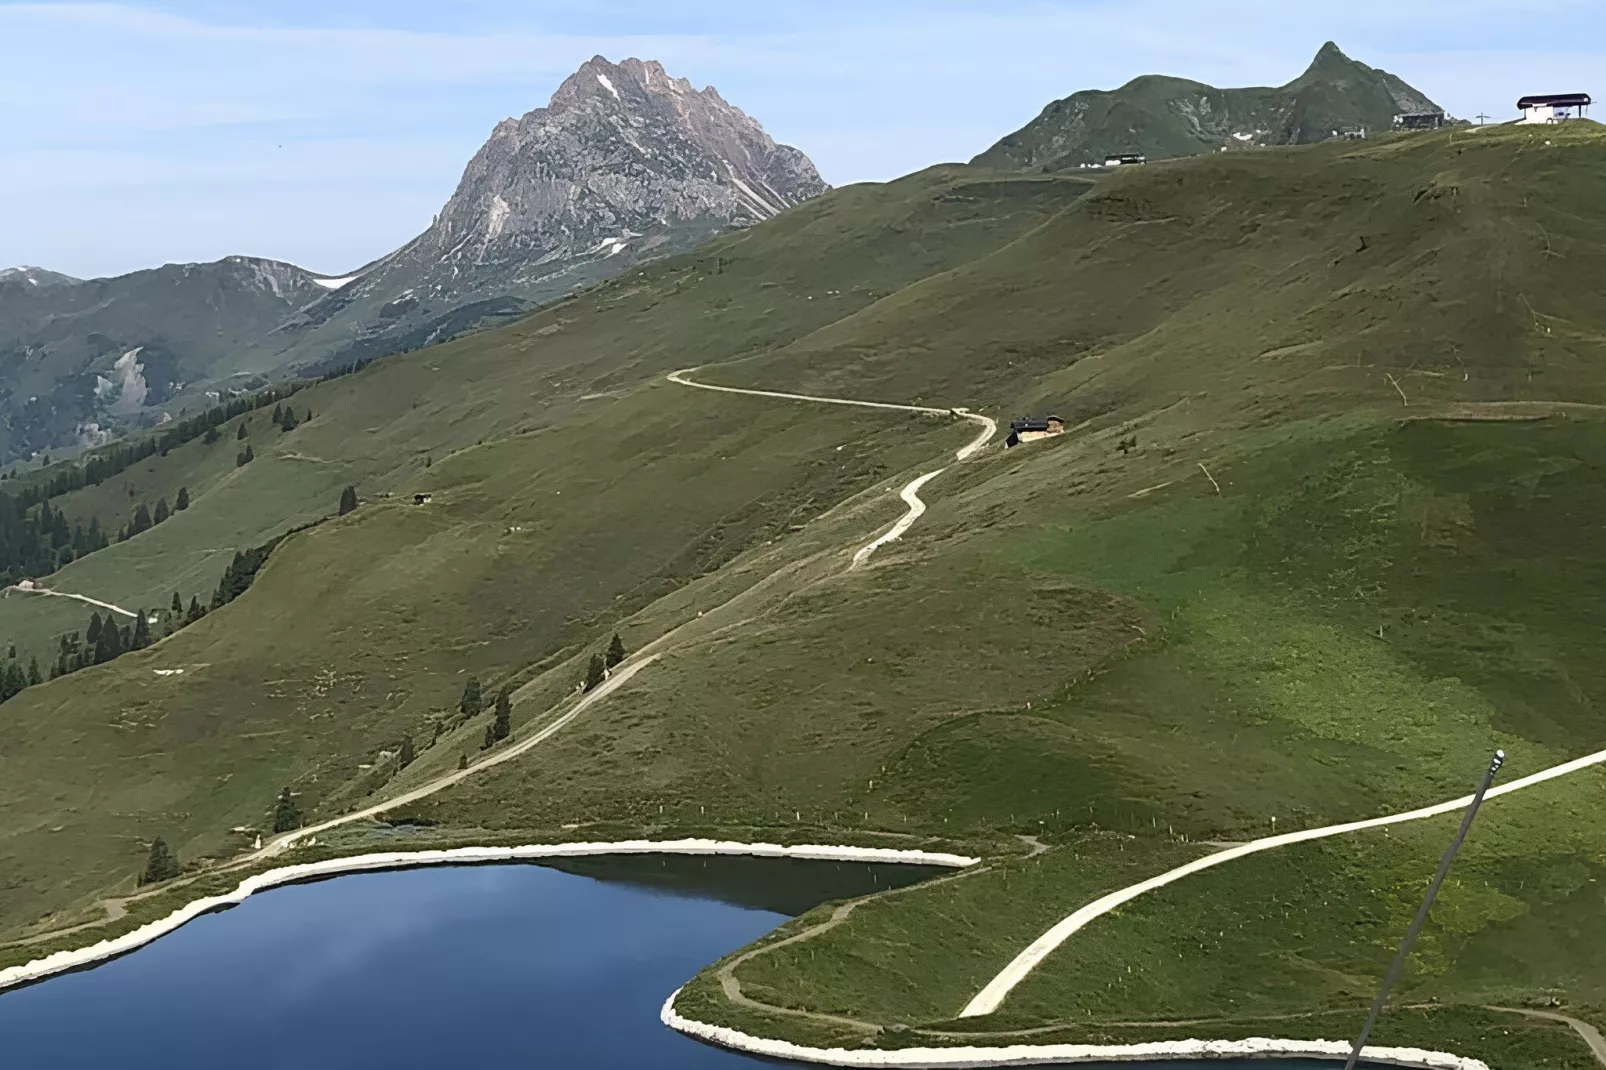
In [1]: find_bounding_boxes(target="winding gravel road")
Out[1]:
[961,744,1606,1017]
[666,369,995,568]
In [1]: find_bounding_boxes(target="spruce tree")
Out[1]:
[338,485,358,515]
[272,787,301,833]
[583,653,606,692]
[26,656,41,686]
[493,688,511,741]
[141,837,180,884]
[606,632,627,668]
[481,724,495,750]
[236,445,254,466]
[237,422,248,440]
[459,675,483,716]
[204,426,220,445]
[399,734,415,767]
[457,754,468,770]
[171,591,183,616]
[87,613,103,645]
[133,502,152,534]
[271,404,283,424]
[5,644,13,659]
[154,497,169,524]
[175,486,190,511]
[94,619,122,664]
[132,609,151,649]
[281,408,299,431]
[187,595,203,623]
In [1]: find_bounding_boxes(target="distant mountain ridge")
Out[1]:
[973,42,1446,171]
[0,56,827,464]
[268,55,828,367]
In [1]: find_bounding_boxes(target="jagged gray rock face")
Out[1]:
[272,55,828,364]
[0,56,826,462]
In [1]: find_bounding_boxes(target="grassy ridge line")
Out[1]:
[962,745,1606,1017]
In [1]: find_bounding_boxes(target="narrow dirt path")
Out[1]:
[4,583,138,619]
[961,746,1606,1017]
[1488,1007,1606,1067]
[7,368,998,952]
[667,368,995,569]
[715,860,995,1033]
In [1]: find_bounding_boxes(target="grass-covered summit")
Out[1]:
[973,41,1445,170]
[3,121,1606,1067]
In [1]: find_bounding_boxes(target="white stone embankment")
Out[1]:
[0,840,975,995]
[660,991,1491,1070]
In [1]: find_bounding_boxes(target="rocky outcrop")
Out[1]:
[271,55,828,366]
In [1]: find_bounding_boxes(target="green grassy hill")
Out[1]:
[972,42,1445,170]
[4,124,1606,1068]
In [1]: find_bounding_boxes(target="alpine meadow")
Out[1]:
[1,36,1605,1070]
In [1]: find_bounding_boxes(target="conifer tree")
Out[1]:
[87,613,103,645]
[94,619,123,664]
[481,724,495,750]
[399,734,415,767]
[27,656,41,686]
[0,662,23,700]
[606,632,626,668]
[272,787,301,833]
[132,609,151,649]
[583,653,606,692]
[281,408,298,431]
[459,675,483,716]
[6,644,13,659]
[458,753,468,770]
[175,486,190,511]
[493,688,511,741]
[271,404,283,424]
[154,497,169,524]
[204,426,220,445]
[237,422,249,440]
[171,591,183,616]
[187,595,203,623]
[338,486,358,515]
[141,837,180,884]
[133,502,152,534]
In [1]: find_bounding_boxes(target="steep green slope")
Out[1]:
[0,257,330,463]
[0,165,1086,933]
[4,124,1606,1068]
[973,42,1444,171]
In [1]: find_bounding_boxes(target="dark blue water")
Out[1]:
[0,856,1361,1069]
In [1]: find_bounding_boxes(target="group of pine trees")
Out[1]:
[40,531,289,684]
[5,381,311,506]
[270,404,308,431]
[0,498,109,582]
[115,486,189,543]
[51,606,160,679]
[583,633,629,693]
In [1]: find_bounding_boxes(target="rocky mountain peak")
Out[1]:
[334,55,825,309]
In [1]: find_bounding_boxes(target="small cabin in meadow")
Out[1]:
[1006,415,1064,448]
[413,493,432,505]
[1103,153,1146,167]
[1518,93,1592,124]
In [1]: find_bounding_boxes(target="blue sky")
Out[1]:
[3,0,1602,279]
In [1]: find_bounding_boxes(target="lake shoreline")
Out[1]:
[0,839,975,994]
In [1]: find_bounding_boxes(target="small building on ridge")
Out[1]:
[1517,93,1592,124]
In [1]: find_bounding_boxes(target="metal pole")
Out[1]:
[1343,750,1505,1070]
